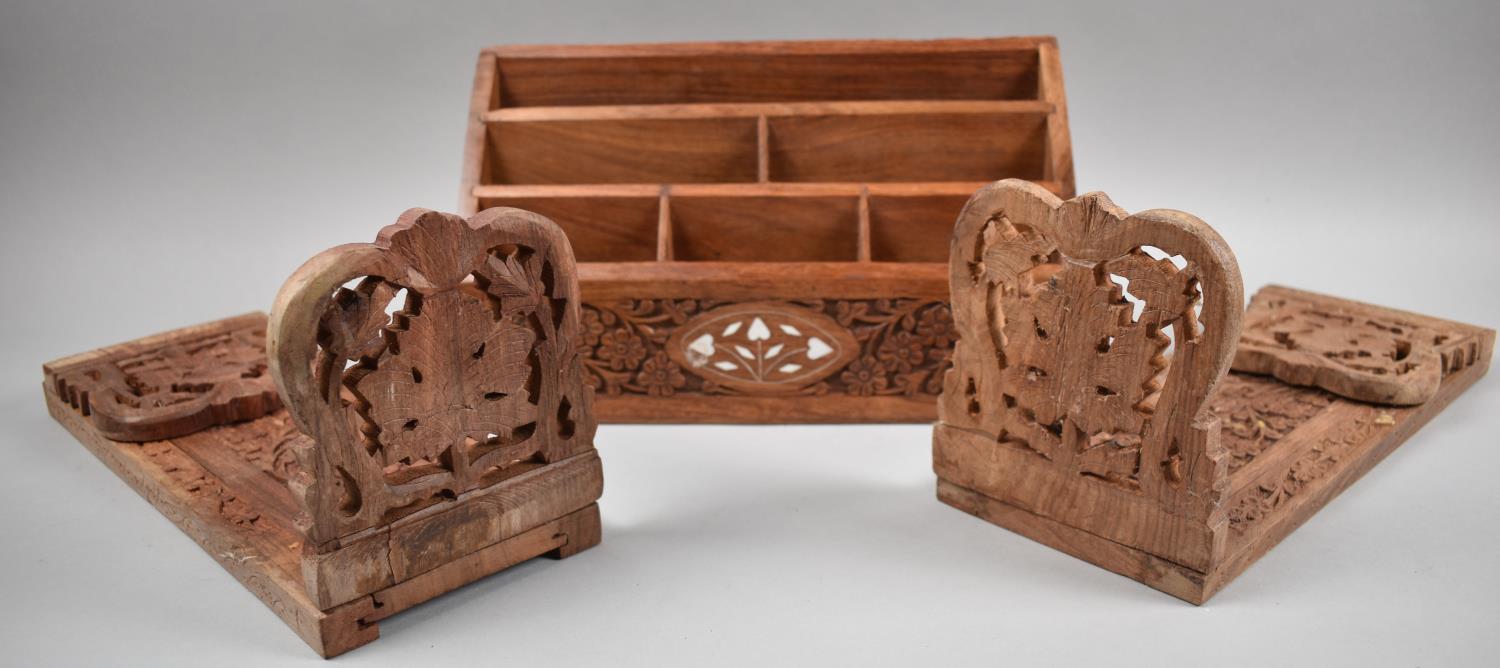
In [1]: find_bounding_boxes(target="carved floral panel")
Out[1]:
[942,180,1243,512]
[577,298,954,399]
[269,209,595,544]
[50,313,281,442]
[1233,286,1480,405]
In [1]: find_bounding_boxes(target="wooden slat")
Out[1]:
[1037,41,1076,198]
[486,36,1055,59]
[459,52,500,215]
[578,261,948,300]
[357,505,598,625]
[856,186,872,262]
[656,186,673,261]
[938,479,1210,603]
[755,114,769,182]
[483,99,1054,122]
[475,184,662,198]
[474,181,1061,200]
[594,394,939,423]
[297,451,603,608]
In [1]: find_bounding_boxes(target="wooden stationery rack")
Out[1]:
[459,37,1074,422]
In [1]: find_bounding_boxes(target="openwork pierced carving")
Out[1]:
[269,209,596,544]
[48,313,280,442]
[940,179,1243,518]
[1233,287,1481,405]
[665,302,860,395]
[933,181,1493,604]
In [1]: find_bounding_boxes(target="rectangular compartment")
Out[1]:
[868,194,974,262]
[475,193,661,262]
[767,112,1048,183]
[486,117,760,185]
[670,195,859,262]
[490,42,1042,108]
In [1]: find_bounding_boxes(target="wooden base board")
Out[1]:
[936,349,1490,604]
[937,479,1211,602]
[594,394,936,423]
[45,389,601,657]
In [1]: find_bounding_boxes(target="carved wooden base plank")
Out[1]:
[1212,354,1490,599]
[356,504,601,626]
[44,388,371,656]
[594,394,938,422]
[937,332,1492,604]
[46,386,601,657]
[302,450,603,609]
[937,479,1209,602]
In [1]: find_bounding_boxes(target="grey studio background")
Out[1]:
[2,1,1497,665]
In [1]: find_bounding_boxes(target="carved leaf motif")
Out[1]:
[353,289,538,465]
[270,208,599,545]
[476,247,544,315]
[320,278,397,357]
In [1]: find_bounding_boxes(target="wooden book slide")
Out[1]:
[43,209,604,657]
[458,37,1074,422]
[934,180,1493,603]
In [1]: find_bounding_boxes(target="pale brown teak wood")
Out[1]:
[44,208,604,656]
[459,37,1074,422]
[933,180,1493,603]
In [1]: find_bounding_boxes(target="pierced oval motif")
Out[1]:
[666,302,859,395]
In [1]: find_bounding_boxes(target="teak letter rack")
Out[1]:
[44,209,604,657]
[934,180,1493,603]
[459,37,1074,423]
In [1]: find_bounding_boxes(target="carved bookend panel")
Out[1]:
[1233,288,1481,405]
[269,208,596,545]
[47,313,280,442]
[938,180,1243,566]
